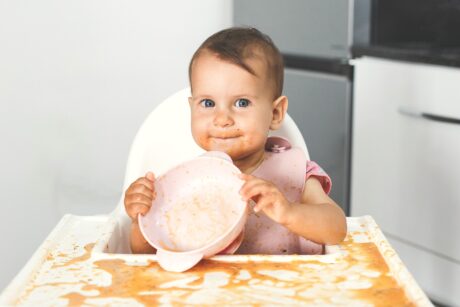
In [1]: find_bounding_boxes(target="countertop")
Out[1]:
[352,44,460,68]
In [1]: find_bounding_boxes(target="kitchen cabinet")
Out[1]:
[351,57,460,306]
[284,69,351,211]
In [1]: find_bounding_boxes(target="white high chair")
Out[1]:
[1,88,431,304]
[111,87,310,253]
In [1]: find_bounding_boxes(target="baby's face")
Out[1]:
[189,52,276,163]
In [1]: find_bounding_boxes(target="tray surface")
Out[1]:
[0,215,432,306]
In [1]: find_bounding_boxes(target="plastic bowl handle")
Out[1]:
[156,250,204,272]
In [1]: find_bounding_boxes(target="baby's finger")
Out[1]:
[145,171,155,182]
[127,203,151,220]
[253,197,271,213]
[240,180,269,200]
[239,175,264,190]
[133,177,155,191]
[252,198,266,213]
[125,193,153,208]
[129,182,155,200]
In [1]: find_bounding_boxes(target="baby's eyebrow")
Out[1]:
[230,94,258,99]
[191,94,258,101]
[190,95,212,101]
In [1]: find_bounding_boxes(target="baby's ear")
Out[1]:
[270,96,288,130]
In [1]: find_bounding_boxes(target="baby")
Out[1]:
[124,27,347,254]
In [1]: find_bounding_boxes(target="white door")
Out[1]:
[351,57,460,306]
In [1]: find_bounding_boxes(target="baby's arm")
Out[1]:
[239,174,347,245]
[286,177,347,244]
[124,172,157,254]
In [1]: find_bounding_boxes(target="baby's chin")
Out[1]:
[209,146,237,158]
[206,139,237,151]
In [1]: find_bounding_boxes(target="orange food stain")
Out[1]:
[45,253,54,261]
[51,243,94,268]
[23,240,414,306]
[340,239,414,307]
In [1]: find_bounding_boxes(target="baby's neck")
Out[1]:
[233,150,265,174]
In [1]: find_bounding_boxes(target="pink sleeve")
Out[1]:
[306,161,332,195]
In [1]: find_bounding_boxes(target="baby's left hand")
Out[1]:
[239,173,291,225]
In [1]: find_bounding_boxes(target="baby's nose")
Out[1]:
[213,110,234,127]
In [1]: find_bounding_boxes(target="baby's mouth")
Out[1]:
[210,134,241,147]
[211,132,241,140]
[212,137,239,144]
[213,136,238,140]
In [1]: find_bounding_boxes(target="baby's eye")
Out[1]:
[200,99,215,108]
[235,98,250,108]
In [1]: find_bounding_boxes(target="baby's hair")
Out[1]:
[189,27,284,99]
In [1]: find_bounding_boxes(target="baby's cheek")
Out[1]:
[195,134,211,150]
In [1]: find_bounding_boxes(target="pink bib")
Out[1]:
[237,137,323,255]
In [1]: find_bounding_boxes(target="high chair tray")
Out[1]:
[0,215,431,306]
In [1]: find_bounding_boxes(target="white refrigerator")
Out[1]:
[351,57,460,306]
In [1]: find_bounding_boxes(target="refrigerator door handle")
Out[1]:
[421,113,460,125]
[397,106,421,118]
[398,107,460,125]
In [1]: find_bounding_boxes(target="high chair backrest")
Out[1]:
[112,88,309,253]
[121,87,309,192]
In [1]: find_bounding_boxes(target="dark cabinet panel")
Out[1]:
[284,69,351,212]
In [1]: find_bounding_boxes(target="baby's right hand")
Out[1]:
[124,172,156,221]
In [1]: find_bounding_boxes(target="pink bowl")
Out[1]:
[138,151,247,272]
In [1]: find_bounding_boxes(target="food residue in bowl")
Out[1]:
[161,188,241,251]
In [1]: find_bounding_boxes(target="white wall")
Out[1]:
[0,0,232,291]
